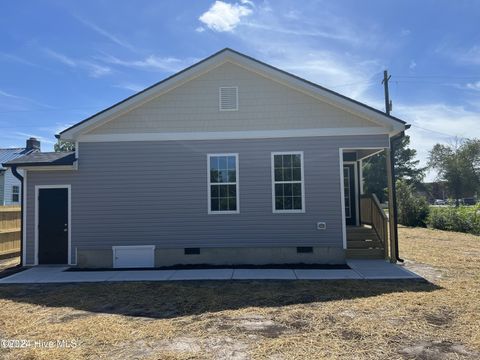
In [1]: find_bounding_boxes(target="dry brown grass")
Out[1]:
[0,227,479,359]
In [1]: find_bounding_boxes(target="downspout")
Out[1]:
[11,165,24,267]
[390,125,411,263]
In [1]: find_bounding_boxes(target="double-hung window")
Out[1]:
[208,154,239,214]
[12,185,20,203]
[271,152,305,213]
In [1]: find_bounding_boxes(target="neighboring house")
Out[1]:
[0,138,40,206]
[5,49,408,268]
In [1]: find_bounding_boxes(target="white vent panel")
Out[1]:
[219,87,238,111]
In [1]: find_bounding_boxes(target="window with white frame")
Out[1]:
[12,185,20,203]
[272,152,304,212]
[208,154,239,213]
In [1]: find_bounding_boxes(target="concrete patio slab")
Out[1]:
[0,261,422,284]
[108,270,176,281]
[347,260,421,280]
[232,269,297,280]
[294,269,362,280]
[169,269,233,281]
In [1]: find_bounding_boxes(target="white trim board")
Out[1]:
[22,170,28,265]
[339,150,347,249]
[34,185,72,266]
[78,127,391,143]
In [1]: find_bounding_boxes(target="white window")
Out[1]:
[271,152,305,213]
[219,87,238,111]
[12,185,20,203]
[208,154,239,214]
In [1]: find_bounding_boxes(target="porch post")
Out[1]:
[385,147,397,263]
[359,159,364,195]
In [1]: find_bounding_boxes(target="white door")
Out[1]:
[113,246,155,268]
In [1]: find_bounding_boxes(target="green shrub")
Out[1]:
[427,205,480,235]
[396,180,430,227]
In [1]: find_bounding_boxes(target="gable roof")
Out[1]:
[59,48,407,140]
[0,147,35,170]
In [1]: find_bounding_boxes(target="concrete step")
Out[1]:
[346,248,385,259]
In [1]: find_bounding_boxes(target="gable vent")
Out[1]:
[219,87,238,111]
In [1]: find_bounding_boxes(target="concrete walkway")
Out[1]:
[0,260,421,284]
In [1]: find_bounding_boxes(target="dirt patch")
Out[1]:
[424,308,454,327]
[47,310,93,324]
[340,329,363,341]
[403,260,444,281]
[399,340,477,359]
[203,337,249,360]
[218,315,289,338]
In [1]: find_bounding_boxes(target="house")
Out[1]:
[5,49,408,268]
[0,138,40,206]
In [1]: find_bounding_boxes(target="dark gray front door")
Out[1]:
[343,165,356,226]
[38,188,68,264]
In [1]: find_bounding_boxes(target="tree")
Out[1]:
[362,135,425,202]
[54,140,75,152]
[396,179,429,227]
[428,138,480,206]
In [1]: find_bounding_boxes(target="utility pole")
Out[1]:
[382,69,402,263]
[382,70,392,115]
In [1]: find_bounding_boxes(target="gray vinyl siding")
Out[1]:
[0,173,4,205]
[2,169,22,206]
[25,135,388,264]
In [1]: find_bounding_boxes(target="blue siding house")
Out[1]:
[5,49,408,268]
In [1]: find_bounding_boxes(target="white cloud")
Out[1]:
[113,83,147,92]
[0,89,53,109]
[401,29,411,36]
[12,132,56,145]
[0,52,39,67]
[75,16,136,52]
[409,60,417,70]
[394,103,480,181]
[274,51,380,99]
[43,48,112,78]
[44,48,77,67]
[99,54,197,73]
[199,1,253,32]
[466,81,480,91]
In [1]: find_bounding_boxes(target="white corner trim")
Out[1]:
[271,151,305,214]
[22,170,27,265]
[34,185,72,265]
[78,127,390,143]
[207,153,240,214]
[339,149,347,249]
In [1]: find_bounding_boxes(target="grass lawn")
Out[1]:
[0,227,479,359]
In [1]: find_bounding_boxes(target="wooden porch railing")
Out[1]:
[360,194,388,258]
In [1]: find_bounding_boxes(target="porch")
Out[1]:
[341,148,394,260]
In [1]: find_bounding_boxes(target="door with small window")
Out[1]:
[343,164,357,226]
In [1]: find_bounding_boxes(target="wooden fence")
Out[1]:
[0,206,21,258]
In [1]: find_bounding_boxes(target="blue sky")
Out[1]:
[1,0,479,180]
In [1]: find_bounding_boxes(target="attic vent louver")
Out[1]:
[219,87,238,111]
